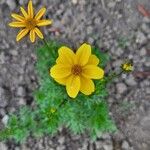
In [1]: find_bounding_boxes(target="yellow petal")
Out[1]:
[80,76,95,95]
[20,7,28,18]
[82,65,104,79]
[37,20,52,26]
[87,55,99,65]
[34,28,44,39]
[29,29,35,43]
[50,64,71,79]
[16,28,29,41]
[35,7,46,20]
[66,75,80,98]
[76,43,91,66]
[54,76,69,85]
[56,46,75,65]
[9,22,26,28]
[28,0,34,18]
[11,13,25,22]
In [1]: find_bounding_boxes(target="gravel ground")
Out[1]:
[0,0,150,150]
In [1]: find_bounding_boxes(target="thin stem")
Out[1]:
[42,39,55,58]
[104,70,124,84]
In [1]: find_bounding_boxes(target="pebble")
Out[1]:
[122,140,130,150]
[58,136,65,145]
[108,2,116,8]
[0,52,5,64]
[116,83,127,94]
[87,26,93,34]
[140,48,147,56]
[103,144,113,150]
[16,86,25,97]
[56,146,65,150]
[2,115,9,126]
[0,87,8,107]
[0,0,5,4]
[0,142,7,150]
[88,37,94,44]
[143,17,150,23]
[72,0,78,4]
[9,50,18,56]
[136,31,147,44]
[6,0,16,10]
[125,75,137,86]
[141,23,150,34]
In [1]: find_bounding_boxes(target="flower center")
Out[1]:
[25,19,36,30]
[72,65,82,76]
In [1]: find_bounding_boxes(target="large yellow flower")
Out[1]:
[50,43,104,98]
[9,0,52,43]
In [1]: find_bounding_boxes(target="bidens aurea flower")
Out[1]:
[9,0,52,43]
[121,62,133,72]
[50,43,104,98]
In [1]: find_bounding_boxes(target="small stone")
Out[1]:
[141,23,150,34]
[9,50,18,56]
[140,48,146,56]
[116,83,127,94]
[116,0,121,2]
[17,98,26,105]
[21,145,30,150]
[125,75,137,86]
[108,2,116,8]
[87,26,93,34]
[0,0,5,4]
[102,133,111,140]
[2,115,9,126]
[103,144,113,150]
[6,0,16,10]
[115,48,123,56]
[117,14,122,19]
[16,86,25,97]
[143,17,150,23]
[94,18,101,24]
[58,136,65,145]
[145,60,150,67]
[95,141,103,149]
[122,141,129,150]
[0,108,5,117]
[136,31,147,44]
[56,146,65,150]
[0,142,7,150]
[88,37,94,44]
[0,87,8,107]
[72,0,78,4]
[0,52,5,64]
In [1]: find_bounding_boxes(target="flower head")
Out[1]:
[9,0,52,43]
[50,43,104,98]
[50,108,56,114]
[121,62,133,72]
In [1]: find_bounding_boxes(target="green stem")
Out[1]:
[42,39,55,58]
[105,70,124,84]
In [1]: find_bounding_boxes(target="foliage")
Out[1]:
[0,41,116,142]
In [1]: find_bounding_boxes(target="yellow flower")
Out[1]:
[9,0,52,43]
[50,43,104,98]
[50,108,56,113]
[122,62,133,72]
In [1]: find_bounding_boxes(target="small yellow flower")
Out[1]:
[50,108,56,113]
[50,43,104,98]
[122,62,133,72]
[9,0,52,43]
